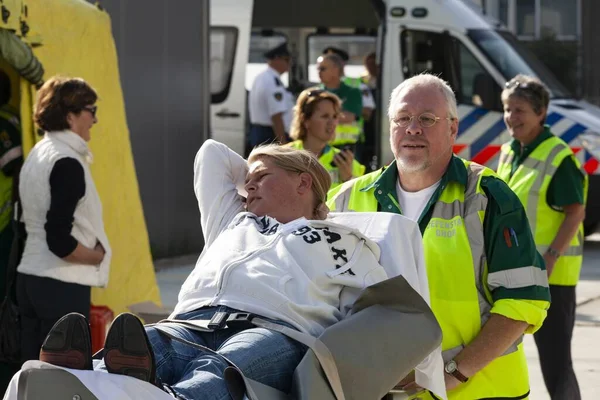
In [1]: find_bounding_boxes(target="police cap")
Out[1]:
[263,42,291,59]
[322,47,349,62]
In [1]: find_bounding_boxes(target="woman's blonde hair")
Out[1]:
[289,87,341,141]
[248,144,331,219]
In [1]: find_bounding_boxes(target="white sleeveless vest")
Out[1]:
[18,130,111,287]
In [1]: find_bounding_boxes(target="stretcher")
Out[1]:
[4,212,447,400]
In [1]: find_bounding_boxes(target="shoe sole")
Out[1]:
[104,313,155,383]
[39,313,92,370]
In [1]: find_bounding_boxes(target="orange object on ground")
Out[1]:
[89,305,114,354]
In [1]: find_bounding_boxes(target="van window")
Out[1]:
[468,29,571,98]
[401,30,451,83]
[307,35,376,83]
[456,42,502,111]
[211,27,238,104]
[246,33,288,90]
[400,29,502,111]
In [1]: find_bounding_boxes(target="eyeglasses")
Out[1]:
[83,105,97,118]
[392,112,455,128]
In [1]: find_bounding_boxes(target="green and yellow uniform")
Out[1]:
[0,105,22,232]
[320,82,362,146]
[497,125,587,286]
[328,156,550,399]
[0,104,22,392]
[288,140,365,190]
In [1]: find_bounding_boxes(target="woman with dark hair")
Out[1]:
[16,76,111,363]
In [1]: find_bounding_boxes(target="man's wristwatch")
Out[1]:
[444,360,468,383]
[546,247,561,259]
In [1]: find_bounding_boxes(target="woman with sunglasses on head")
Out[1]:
[497,74,587,400]
[288,88,365,189]
[16,76,111,364]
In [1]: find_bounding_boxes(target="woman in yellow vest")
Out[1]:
[497,74,587,400]
[287,88,365,189]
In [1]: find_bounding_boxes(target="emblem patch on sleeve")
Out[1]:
[274,92,283,101]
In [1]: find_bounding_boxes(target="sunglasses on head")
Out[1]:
[505,81,531,90]
[307,89,326,97]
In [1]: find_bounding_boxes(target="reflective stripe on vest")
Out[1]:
[332,122,361,145]
[497,137,588,286]
[426,163,522,359]
[332,161,531,399]
[0,105,21,130]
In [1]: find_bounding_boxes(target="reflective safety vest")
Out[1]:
[287,140,365,189]
[329,160,531,399]
[329,77,364,146]
[342,76,363,88]
[0,172,12,232]
[0,106,21,232]
[497,136,588,286]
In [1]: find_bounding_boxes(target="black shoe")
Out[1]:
[39,312,92,370]
[103,312,156,383]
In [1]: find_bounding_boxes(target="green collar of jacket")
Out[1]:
[359,155,468,232]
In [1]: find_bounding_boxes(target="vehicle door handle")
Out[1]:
[215,109,241,118]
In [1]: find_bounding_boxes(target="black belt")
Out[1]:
[207,311,256,330]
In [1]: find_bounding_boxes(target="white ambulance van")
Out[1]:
[210,0,600,234]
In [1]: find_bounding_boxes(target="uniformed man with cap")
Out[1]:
[248,42,294,147]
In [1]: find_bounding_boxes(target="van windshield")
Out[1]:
[468,29,572,99]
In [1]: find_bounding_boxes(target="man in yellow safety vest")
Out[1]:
[327,73,551,399]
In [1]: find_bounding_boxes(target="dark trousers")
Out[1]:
[249,125,276,148]
[534,284,581,400]
[0,228,20,393]
[16,272,91,363]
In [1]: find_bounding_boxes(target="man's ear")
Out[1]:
[297,172,313,195]
[449,117,459,140]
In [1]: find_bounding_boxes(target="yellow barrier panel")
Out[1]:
[13,0,161,315]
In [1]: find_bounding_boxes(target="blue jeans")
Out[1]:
[98,306,306,400]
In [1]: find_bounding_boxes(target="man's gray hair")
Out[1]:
[388,74,458,120]
[318,54,345,76]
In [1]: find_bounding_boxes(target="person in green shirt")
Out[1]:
[327,73,550,399]
[497,74,586,400]
[287,87,365,189]
[315,53,363,148]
